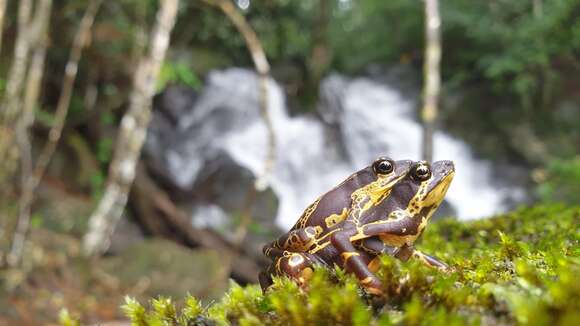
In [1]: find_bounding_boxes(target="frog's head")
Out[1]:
[392,160,455,219]
[363,157,414,199]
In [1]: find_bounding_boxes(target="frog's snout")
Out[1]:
[432,160,455,177]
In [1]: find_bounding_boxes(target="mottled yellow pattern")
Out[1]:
[324,207,349,228]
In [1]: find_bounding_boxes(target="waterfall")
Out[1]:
[146,68,524,230]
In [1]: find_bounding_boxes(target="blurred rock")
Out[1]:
[107,216,145,256]
[34,180,94,236]
[101,239,228,301]
[145,72,281,253]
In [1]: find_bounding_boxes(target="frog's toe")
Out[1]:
[365,286,384,296]
[360,276,384,296]
[297,267,314,286]
[259,271,273,292]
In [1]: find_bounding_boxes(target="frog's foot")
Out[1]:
[259,269,274,292]
[259,261,280,292]
[409,248,449,272]
[275,252,320,288]
[360,276,384,296]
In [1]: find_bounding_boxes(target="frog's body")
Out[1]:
[263,158,413,260]
[260,158,455,295]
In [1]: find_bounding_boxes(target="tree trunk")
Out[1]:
[421,0,441,162]
[309,0,331,92]
[202,0,276,191]
[83,0,179,256]
[6,0,53,267]
[0,0,8,54]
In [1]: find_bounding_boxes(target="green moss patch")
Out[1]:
[122,205,580,325]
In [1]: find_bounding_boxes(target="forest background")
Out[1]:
[0,0,578,324]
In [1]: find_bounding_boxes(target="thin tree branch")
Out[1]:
[0,0,27,260]
[0,0,7,54]
[0,0,32,123]
[33,0,103,187]
[7,0,101,267]
[7,0,53,268]
[83,0,179,256]
[203,0,276,191]
[421,0,441,162]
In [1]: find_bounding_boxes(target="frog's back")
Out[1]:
[290,167,376,233]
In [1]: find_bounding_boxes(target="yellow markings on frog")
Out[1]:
[360,276,374,285]
[423,172,454,206]
[367,257,381,273]
[282,225,325,252]
[347,171,407,225]
[379,233,417,247]
[353,174,454,247]
[324,207,349,228]
[264,247,273,256]
[301,226,324,250]
[300,267,313,281]
[288,253,305,267]
[278,166,413,256]
[402,179,429,215]
[295,197,321,229]
[313,226,323,236]
[308,229,339,253]
[341,251,360,263]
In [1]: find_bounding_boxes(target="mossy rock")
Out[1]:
[103,239,228,302]
[122,205,580,325]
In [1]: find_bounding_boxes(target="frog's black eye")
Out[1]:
[412,163,432,181]
[373,158,394,175]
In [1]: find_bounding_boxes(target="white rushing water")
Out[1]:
[338,78,523,222]
[202,70,522,229]
[149,69,523,229]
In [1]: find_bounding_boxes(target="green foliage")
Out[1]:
[443,0,580,107]
[158,61,202,91]
[536,157,580,204]
[329,1,423,72]
[122,205,580,325]
[58,309,81,326]
[122,295,209,326]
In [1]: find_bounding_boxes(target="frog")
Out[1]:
[259,159,455,296]
[260,157,413,290]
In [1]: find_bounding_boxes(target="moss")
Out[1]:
[121,205,579,325]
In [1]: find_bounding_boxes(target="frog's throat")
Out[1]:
[423,171,454,207]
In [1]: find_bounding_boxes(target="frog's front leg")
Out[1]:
[330,225,384,295]
[332,217,421,292]
[356,237,397,256]
[352,217,450,271]
[396,245,449,271]
[359,240,449,272]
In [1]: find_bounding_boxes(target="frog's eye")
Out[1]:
[373,158,394,175]
[412,163,432,181]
